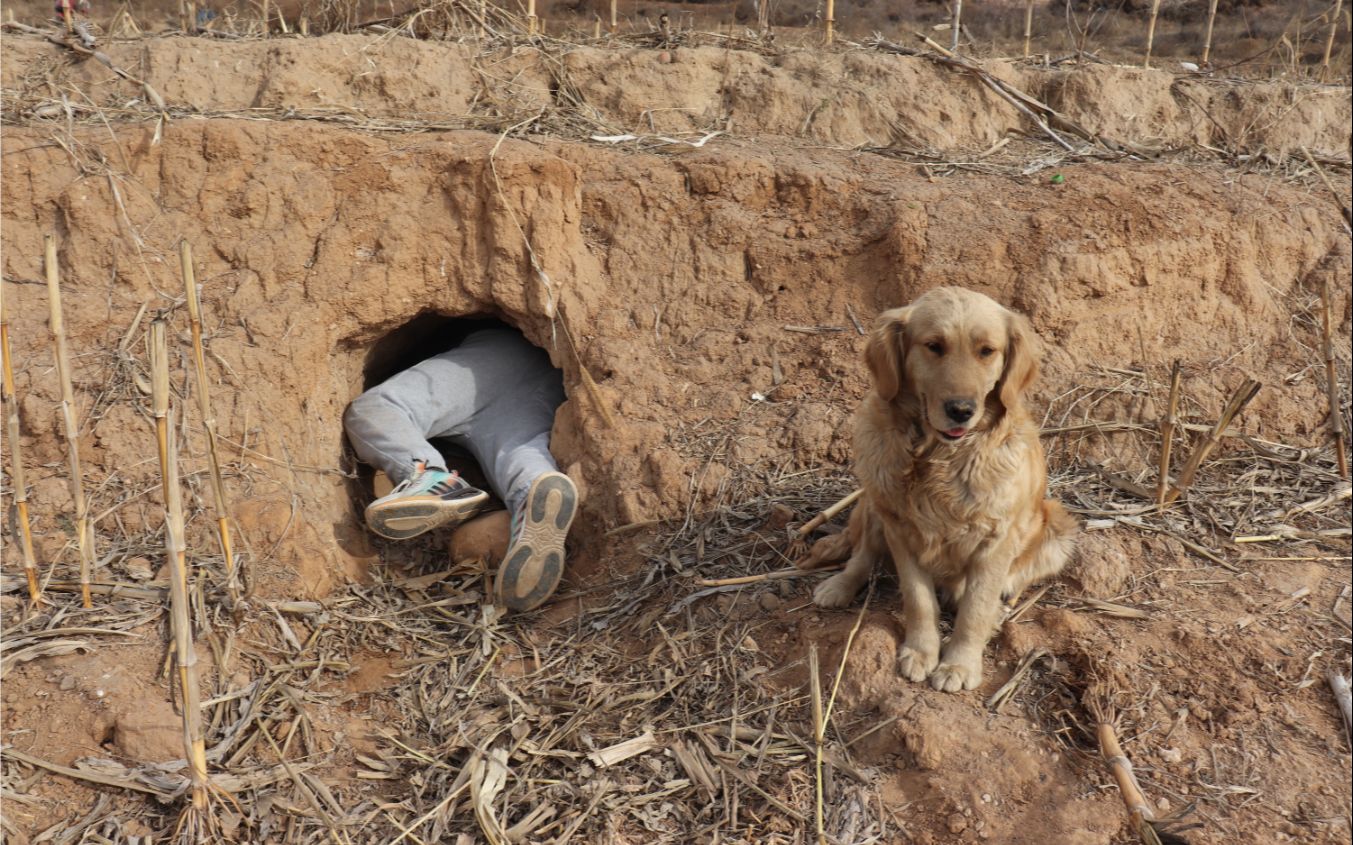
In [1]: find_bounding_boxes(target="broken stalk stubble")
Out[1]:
[1,280,41,603]
[1155,360,1182,505]
[1319,279,1350,478]
[179,241,241,602]
[44,235,95,608]
[149,320,211,812]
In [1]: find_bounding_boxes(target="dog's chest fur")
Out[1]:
[855,401,1026,577]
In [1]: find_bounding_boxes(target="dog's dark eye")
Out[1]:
[925,341,944,356]
[979,346,996,358]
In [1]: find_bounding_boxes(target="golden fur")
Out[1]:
[806,287,1077,692]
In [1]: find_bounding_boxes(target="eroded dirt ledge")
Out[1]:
[3,33,1349,154]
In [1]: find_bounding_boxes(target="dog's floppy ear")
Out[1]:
[865,306,911,402]
[998,310,1040,410]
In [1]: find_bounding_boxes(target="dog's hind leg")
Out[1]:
[812,502,882,608]
[1004,499,1078,600]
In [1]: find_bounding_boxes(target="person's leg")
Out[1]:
[446,331,576,612]
[344,379,453,486]
[343,351,492,540]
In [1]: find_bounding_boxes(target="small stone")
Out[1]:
[981,793,992,803]
[758,592,782,612]
[947,813,968,834]
[763,503,795,531]
[1160,747,1183,764]
[124,556,155,581]
[59,675,76,691]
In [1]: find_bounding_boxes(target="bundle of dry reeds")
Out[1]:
[1,280,41,604]
[178,241,241,604]
[44,235,95,608]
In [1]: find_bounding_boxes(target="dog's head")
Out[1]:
[864,287,1039,443]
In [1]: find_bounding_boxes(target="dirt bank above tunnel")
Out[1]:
[2,33,1349,156]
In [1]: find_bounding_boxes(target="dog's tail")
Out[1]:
[1008,499,1078,596]
[797,530,853,570]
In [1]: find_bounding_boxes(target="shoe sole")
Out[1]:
[495,473,577,612]
[365,488,492,540]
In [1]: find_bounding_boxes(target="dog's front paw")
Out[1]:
[812,573,860,609]
[897,645,939,683]
[929,659,982,693]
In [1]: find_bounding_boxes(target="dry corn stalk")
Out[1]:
[1,280,41,604]
[1088,681,1195,844]
[1201,0,1219,64]
[1098,720,1174,844]
[179,242,240,602]
[149,320,170,475]
[1023,0,1034,58]
[165,422,211,811]
[1155,360,1181,505]
[1321,0,1345,80]
[808,642,825,845]
[824,0,834,44]
[1319,279,1349,479]
[44,235,95,608]
[1164,378,1261,504]
[1143,0,1162,68]
[150,323,210,812]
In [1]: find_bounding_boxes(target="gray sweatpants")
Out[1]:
[343,328,565,513]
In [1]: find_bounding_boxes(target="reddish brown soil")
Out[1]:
[1,31,1350,844]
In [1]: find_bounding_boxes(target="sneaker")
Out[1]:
[494,472,577,612]
[364,462,491,541]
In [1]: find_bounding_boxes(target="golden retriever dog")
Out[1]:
[805,287,1077,692]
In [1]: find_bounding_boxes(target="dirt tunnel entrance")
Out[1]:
[345,313,569,524]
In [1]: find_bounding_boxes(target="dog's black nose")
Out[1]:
[944,400,976,423]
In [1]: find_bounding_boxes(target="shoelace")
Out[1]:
[390,461,460,496]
